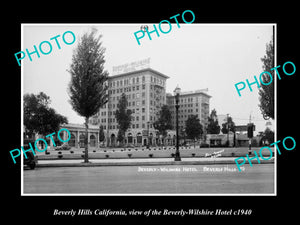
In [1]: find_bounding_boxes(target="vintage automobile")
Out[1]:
[23,138,37,169]
[23,151,37,169]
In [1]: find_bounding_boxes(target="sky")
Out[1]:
[22,24,275,135]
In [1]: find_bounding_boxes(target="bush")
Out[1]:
[128,154,132,158]
[105,155,109,158]
[149,154,153,158]
[200,143,210,148]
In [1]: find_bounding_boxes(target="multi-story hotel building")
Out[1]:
[166,89,211,135]
[89,67,169,146]
[88,59,211,147]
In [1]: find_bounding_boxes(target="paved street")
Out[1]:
[23,164,274,194]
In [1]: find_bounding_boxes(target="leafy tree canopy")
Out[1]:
[68,29,108,119]
[24,92,68,136]
[259,35,274,120]
[207,109,221,134]
[221,116,235,134]
[153,105,173,137]
[115,93,132,140]
[185,115,203,140]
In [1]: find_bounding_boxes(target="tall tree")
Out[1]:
[115,93,132,146]
[259,34,274,120]
[221,116,236,134]
[207,109,221,134]
[185,115,203,147]
[261,127,274,145]
[153,105,173,145]
[68,29,108,163]
[99,125,105,146]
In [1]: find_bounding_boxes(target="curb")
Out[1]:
[36,158,274,168]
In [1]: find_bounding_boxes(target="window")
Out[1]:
[136,85,139,90]
[142,76,145,83]
[142,84,145,90]
[142,115,145,120]
[142,92,145,97]
[142,100,145,105]
[142,108,145,113]
[136,116,139,121]
[136,124,139,128]
[142,123,145,128]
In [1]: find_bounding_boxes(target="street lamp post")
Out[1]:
[147,121,150,149]
[226,113,230,147]
[174,86,181,161]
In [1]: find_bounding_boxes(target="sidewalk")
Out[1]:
[36,157,275,167]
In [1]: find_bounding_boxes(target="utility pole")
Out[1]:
[248,112,253,155]
[227,114,229,147]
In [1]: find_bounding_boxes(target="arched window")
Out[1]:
[90,134,96,147]
[79,134,85,148]
[69,133,76,147]
[137,132,142,144]
[128,133,133,144]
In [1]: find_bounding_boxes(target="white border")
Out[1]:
[20,23,277,196]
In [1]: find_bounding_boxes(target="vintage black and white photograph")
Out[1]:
[21,23,276,195]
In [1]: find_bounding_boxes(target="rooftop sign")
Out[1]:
[112,57,150,75]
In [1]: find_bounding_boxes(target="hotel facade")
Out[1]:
[86,66,211,147]
[89,67,170,146]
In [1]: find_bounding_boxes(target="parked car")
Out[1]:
[23,151,37,169]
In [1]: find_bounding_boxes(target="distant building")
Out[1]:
[166,89,211,134]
